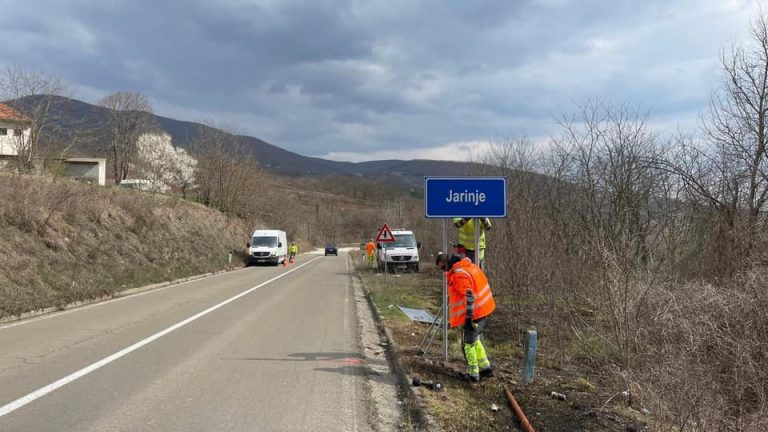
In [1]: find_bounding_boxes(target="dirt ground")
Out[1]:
[358,265,653,432]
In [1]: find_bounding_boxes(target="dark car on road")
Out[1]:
[324,243,338,256]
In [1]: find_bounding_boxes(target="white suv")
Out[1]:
[376,229,421,272]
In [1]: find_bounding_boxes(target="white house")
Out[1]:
[0,102,106,185]
[0,102,32,156]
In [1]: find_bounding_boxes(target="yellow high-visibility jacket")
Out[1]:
[453,218,491,250]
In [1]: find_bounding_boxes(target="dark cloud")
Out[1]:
[0,0,754,159]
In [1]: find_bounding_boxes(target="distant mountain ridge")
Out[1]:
[11,95,473,184]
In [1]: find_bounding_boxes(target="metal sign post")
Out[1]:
[442,218,448,360]
[424,177,507,362]
[376,223,396,282]
[475,218,480,268]
[384,247,387,282]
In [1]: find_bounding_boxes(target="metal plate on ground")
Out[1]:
[397,305,441,324]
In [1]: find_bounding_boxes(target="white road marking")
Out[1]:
[0,271,237,330]
[0,257,322,418]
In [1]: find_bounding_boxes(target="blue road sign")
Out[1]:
[424,177,507,218]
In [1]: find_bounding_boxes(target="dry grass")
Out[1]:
[0,173,249,319]
[628,271,768,431]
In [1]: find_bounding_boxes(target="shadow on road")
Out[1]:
[314,365,397,386]
[221,351,397,386]
[222,352,363,362]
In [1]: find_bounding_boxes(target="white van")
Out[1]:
[247,229,288,266]
[376,229,421,272]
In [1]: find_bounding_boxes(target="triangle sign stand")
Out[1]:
[376,224,395,242]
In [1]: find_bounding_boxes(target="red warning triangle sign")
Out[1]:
[376,223,396,242]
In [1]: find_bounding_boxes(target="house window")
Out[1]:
[0,128,6,135]
[13,129,22,136]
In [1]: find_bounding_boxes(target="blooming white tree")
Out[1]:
[135,132,197,195]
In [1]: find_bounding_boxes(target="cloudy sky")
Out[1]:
[0,0,758,162]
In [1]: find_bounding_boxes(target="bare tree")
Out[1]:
[191,125,266,219]
[0,66,69,171]
[539,99,666,368]
[656,13,768,271]
[98,92,155,184]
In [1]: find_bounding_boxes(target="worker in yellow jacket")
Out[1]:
[453,217,491,268]
[289,242,298,262]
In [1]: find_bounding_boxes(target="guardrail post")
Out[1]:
[523,330,537,385]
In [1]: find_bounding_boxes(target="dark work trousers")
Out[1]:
[463,316,486,344]
[464,249,485,269]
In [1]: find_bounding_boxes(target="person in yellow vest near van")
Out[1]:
[289,242,298,263]
[453,217,492,268]
[436,252,496,383]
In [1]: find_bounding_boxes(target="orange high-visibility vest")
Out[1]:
[447,258,496,328]
[366,242,376,256]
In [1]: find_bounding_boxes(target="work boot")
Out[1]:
[480,367,494,379]
[463,373,480,385]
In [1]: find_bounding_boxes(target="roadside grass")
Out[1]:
[363,269,440,322]
[355,260,650,431]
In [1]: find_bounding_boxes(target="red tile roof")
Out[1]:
[0,102,32,123]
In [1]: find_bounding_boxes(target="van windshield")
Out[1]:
[385,234,416,248]
[252,236,278,247]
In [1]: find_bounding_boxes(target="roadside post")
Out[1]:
[228,251,233,271]
[375,223,396,282]
[523,330,538,384]
[425,177,507,361]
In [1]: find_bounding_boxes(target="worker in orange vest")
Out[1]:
[365,239,376,268]
[436,252,496,383]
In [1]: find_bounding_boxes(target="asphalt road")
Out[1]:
[0,250,390,431]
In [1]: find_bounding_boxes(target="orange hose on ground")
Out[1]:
[504,386,535,432]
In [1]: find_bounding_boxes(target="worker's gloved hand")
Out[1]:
[465,317,477,329]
